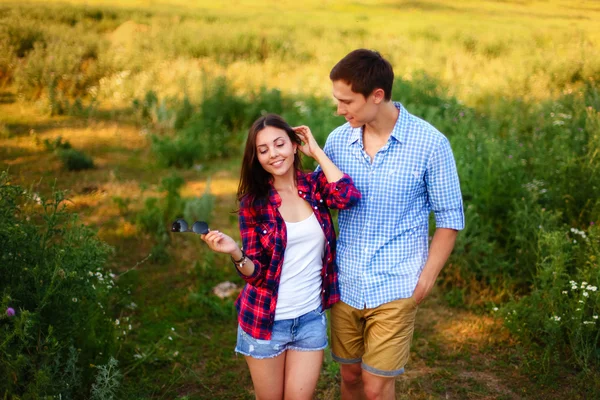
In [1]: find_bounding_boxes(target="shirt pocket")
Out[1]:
[382,169,425,210]
[256,222,276,251]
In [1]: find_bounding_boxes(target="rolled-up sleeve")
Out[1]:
[426,138,465,230]
[311,171,361,210]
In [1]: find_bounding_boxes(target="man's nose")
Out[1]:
[337,104,345,115]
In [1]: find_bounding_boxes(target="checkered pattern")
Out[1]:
[322,102,464,309]
[236,170,361,340]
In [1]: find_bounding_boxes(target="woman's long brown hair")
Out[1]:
[237,114,302,205]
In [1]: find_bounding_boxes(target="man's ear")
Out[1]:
[371,88,385,104]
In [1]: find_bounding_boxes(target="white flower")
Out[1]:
[168,336,173,341]
[562,291,568,294]
[133,354,143,359]
[115,319,120,325]
[128,324,132,330]
[551,316,561,322]
[492,307,499,312]
[587,286,597,292]
[173,351,179,357]
[583,291,589,297]
[72,297,78,302]
[593,315,599,320]
[171,327,175,331]
[572,286,578,290]
[583,321,596,325]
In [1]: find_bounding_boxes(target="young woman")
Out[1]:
[200,114,360,400]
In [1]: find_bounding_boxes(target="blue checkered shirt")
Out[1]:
[321,102,464,309]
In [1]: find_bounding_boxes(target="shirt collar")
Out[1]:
[346,101,407,146]
[267,170,309,208]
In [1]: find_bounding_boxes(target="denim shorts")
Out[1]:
[235,306,328,359]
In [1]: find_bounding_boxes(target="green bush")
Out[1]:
[501,227,600,375]
[58,148,95,171]
[0,171,120,399]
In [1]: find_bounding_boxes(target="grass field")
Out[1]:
[1,0,599,398]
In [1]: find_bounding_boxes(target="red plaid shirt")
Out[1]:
[235,170,361,340]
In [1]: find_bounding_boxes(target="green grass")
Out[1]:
[1,0,600,398]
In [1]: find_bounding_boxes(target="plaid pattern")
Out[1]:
[322,102,465,309]
[235,170,361,340]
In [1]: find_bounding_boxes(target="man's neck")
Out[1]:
[364,101,399,138]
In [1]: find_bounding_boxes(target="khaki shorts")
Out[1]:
[330,297,418,377]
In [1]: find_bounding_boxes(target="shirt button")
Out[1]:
[263,230,267,234]
[299,190,303,194]
[320,199,323,203]
[314,206,318,209]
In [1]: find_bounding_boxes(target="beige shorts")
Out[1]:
[330,297,418,377]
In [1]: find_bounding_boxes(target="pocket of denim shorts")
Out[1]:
[240,326,271,345]
[312,305,324,316]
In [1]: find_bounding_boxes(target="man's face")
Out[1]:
[332,80,378,128]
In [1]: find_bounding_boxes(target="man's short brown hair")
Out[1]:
[330,49,394,101]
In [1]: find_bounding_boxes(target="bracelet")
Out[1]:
[231,250,247,268]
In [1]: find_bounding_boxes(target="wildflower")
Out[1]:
[115,319,120,326]
[587,286,597,292]
[583,291,589,297]
[594,315,598,320]
[168,336,173,341]
[72,298,78,302]
[128,324,132,330]
[133,354,143,359]
[492,307,499,312]
[173,351,179,357]
[583,321,596,325]
[171,327,175,331]
[562,291,568,295]
[6,307,15,317]
[551,316,561,322]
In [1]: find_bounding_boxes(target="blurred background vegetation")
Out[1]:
[1,0,599,398]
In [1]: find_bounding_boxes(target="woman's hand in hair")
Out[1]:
[201,230,240,256]
[293,125,321,159]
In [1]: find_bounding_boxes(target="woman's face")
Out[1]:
[255,126,297,178]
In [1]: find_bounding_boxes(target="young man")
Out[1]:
[322,49,465,399]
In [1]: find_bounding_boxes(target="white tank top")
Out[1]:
[274,213,325,320]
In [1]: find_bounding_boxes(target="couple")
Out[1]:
[200,49,464,400]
